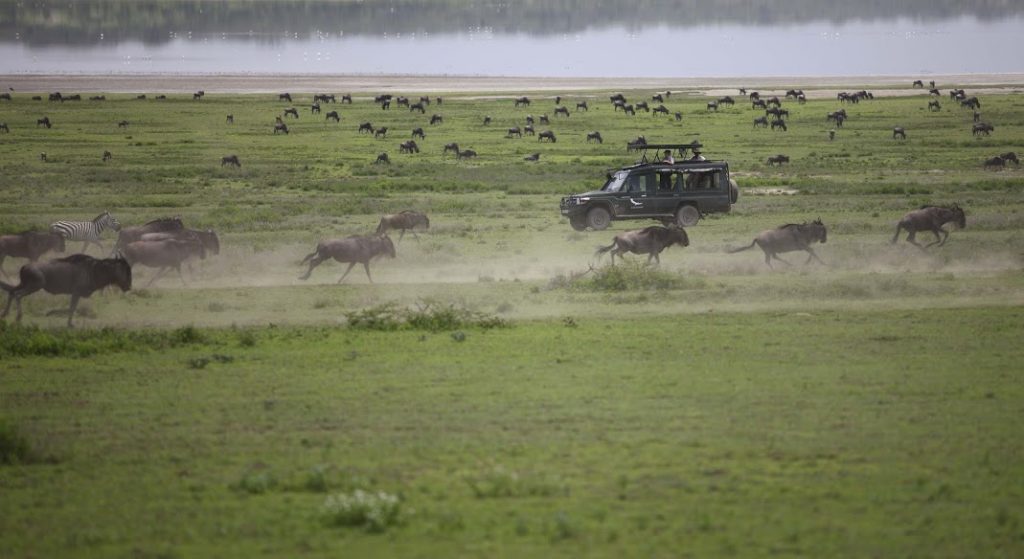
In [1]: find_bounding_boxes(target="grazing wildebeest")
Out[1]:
[358,122,374,134]
[430,114,443,125]
[983,156,1005,169]
[274,122,289,134]
[797,94,807,104]
[753,116,769,128]
[752,99,767,109]
[124,239,206,287]
[706,101,718,112]
[748,91,760,100]
[0,122,8,133]
[974,111,982,123]
[586,131,603,144]
[928,100,942,111]
[576,101,589,112]
[652,93,664,103]
[374,127,388,138]
[891,205,966,248]
[399,140,420,154]
[766,96,781,107]
[626,136,647,152]
[221,154,241,167]
[396,96,410,107]
[554,106,570,117]
[514,96,531,107]
[555,96,562,105]
[674,112,683,121]
[375,152,390,164]
[376,210,429,242]
[193,91,203,100]
[483,116,492,126]
[299,235,396,283]
[443,142,460,156]
[279,93,292,102]
[226,114,234,124]
[118,120,129,128]
[374,94,393,104]
[766,154,790,166]
[765,107,783,119]
[892,127,906,139]
[102,150,112,162]
[419,96,431,106]
[770,119,787,131]
[718,96,735,106]
[540,114,551,124]
[49,92,63,102]
[0,231,65,277]
[0,93,10,101]
[37,117,52,128]
[155,95,167,100]
[595,226,690,266]
[0,254,132,327]
[410,102,426,113]
[412,127,425,139]
[40,152,47,162]
[538,130,557,143]
[284,107,299,119]
[610,93,626,104]
[652,105,669,115]
[728,220,828,268]
[326,110,340,122]
[524,152,540,162]
[506,126,522,138]
[136,94,146,100]
[311,103,321,114]
[972,122,994,136]
[928,88,941,96]
[949,89,966,100]
[50,211,121,253]
[524,125,536,136]
[341,94,353,104]
[457,149,478,160]
[913,80,924,88]
[999,152,1019,165]
[961,97,981,109]
[114,217,185,254]
[635,101,649,112]
[784,90,802,100]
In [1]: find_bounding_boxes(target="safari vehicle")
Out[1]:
[559,143,738,230]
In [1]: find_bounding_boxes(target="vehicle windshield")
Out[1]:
[601,171,629,193]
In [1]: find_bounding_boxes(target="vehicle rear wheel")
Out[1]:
[675,205,700,227]
[569,216,587,231]
[729,179,739,204]
[586,207,611,230]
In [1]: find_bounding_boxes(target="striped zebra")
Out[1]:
[50,211,122,253]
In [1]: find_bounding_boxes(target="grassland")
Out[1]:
[1,79,1023,557]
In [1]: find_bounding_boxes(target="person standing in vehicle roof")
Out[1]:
[661,149,675,164]
[690,147,706,161]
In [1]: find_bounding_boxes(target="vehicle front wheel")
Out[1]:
[675,205,700,227]
[586,207,611,230]
[569,216,587,231]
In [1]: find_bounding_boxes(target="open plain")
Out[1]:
[1,74,1023,558]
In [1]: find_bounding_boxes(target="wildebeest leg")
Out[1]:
[927,227,949,247]
[336,262,358,284]
[362,262,374,283]
[299,254,326,280]
[397,229,406,243]
[145,267,170,288]
[176,264,188,286]
[771,253,792,267]
[65,294,81,327]
[904,230,925,249]
[2,274,44,322]
[0,256,6,278]
[804,248,825,265]
[890,224,904,244]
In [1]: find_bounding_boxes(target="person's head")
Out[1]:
[664,150,671,157]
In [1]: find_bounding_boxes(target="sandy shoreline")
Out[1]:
[2,73,1024,97]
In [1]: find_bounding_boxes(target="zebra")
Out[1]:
[50,211,122,253]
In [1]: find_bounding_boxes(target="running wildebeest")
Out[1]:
[221,154,241,167]
[457,149,477,160]
[0,231,65,277]
[298,235,396,283]
[140,229,219,257]
[274,122,289,134]
[326,111,340,122]
[443,142,460,156]
[524,153,540,162]
[375,152,390,164]
[0,254,132,327]
[123,238,206,287]
[891,204,966,248]
[892,127,906,139]
[586,131,603,144]
[399,140,420,154]
[766,154,790,166]
[728,220,828,268]
[538,130,557,143]
[594,226,690,266]
[972,122,994,136]
[376,210,429,242]
[114,217,185,254]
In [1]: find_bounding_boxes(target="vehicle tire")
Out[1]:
[586,207,611,230]
[729,179,739,204]
[675,205,700,227]
[569,216,587,231]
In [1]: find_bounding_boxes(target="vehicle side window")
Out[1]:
[627,173,655,194]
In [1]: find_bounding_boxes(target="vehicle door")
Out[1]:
[648,167,683,215]
[619,171,658,216]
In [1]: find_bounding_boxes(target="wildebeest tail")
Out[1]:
[0,279,14,293]
[594,243,616,258]
[726,240,757,253]
[375,218,388,235]
[300,249,319,265]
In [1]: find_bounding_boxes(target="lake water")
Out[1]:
[1,1,1022,77]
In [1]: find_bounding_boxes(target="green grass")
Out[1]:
[1,83,1023,557]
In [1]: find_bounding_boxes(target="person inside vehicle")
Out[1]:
[690,147,706,161]
[661,149,674,164]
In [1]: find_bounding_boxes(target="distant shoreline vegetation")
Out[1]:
[1,0,1022,47]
